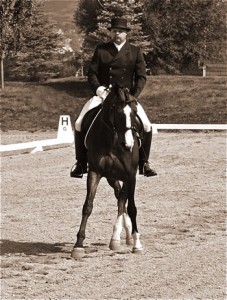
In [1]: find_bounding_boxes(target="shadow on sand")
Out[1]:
[0,239,71,256]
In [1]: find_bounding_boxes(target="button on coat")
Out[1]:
[87,41,146,98]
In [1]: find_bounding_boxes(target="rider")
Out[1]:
[70,17,157,178]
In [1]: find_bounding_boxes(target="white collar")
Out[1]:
[114,40,126,51]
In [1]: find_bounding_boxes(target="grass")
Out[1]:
[0,76,226,132]
[140,76,226,124]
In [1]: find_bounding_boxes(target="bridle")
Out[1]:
[112,98,137,133]
[100,85,138,151]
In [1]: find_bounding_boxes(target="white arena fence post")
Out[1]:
[0,115,74,153]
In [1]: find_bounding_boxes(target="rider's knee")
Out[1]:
[75,118,82,131]
[143,122,151,132]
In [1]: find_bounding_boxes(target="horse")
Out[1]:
[71,84,144,258]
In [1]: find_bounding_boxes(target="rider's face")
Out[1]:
[110,28,127,45]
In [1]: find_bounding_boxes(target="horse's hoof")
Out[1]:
[71,247,85,259]
[109,239,121,251]
[126,237,134,246]
[132,247,144,254]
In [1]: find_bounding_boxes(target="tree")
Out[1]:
[12,1,63,81]
[74,0,151,73]
[143,0,226,74]
[75,0,226,74]
[0,0,63,85]
[0,0,34,88]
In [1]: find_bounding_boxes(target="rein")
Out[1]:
[112,94,137,134]
[100,86,138,138]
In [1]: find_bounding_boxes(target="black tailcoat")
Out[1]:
[87,41,146,98]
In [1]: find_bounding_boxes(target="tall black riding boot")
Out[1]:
[139,131,157,177]
[70,130,88,178]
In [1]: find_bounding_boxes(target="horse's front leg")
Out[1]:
[71,171,101,258]
[127,176,143,253]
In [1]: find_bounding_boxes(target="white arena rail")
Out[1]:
[0,116,226,153]
[0,115,74,153]
[152,123,227,133]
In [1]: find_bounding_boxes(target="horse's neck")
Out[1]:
[101,99,114,126]
[99,110,114,135]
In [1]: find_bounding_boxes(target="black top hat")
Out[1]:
[108,18,131,31]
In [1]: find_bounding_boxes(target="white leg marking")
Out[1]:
[109,215,124,250]
[132,232,143,252]
[111,215,124,241]
[123,213,133,245]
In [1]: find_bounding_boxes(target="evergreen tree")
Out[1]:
[1,0,64,83]
[75,0,226,74]
[14,1,63,81]
[75,0,150,73]
[143,0,226,74]
[0,0,33,87]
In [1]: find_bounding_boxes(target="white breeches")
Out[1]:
[75,96,102,131]
[136,102,152,132]
[75,95,152,132]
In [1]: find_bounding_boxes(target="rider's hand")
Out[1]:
[96,86,108,100]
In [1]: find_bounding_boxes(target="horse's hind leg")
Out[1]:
[107,179,133,248]
[123,213,134,246]
[107,180,129,251]
[71,171,101,258]
[127,177,143,253]
[106,178,121,199]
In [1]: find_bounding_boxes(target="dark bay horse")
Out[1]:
[71,84,144,258]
